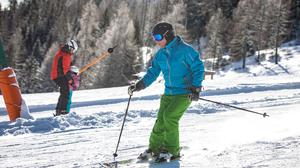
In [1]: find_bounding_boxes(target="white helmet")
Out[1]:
[70,66,79,74]
[66,40,78,53]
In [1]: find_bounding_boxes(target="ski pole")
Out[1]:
[198,97,269,117]
[78,45,117,75]
[113,92,133,159]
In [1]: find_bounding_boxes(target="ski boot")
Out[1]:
[54,109,68,116]
[155,150,180,163]
[137,149,154,160]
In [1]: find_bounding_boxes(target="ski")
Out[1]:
[100,154,182,167]
[100,158,135,168]
[100,146,187,167]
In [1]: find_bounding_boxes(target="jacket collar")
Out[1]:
[165,36,182,50]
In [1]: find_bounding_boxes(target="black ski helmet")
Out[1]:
[152,22,175,43]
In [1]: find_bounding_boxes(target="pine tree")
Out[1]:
[0,4,2,37]
[185,0,204,42]
[219,0,236,18]
[267,0,292,64]
[256,0,267,63]
[162,2,187,38]
[290,0,300,41]
[79,1,139,89]
[1,0,297,93]
[206,9,225,70]
[230,0,257,68]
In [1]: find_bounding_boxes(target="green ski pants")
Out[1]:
[149,94,191,156]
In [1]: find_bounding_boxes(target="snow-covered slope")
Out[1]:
[1,44,300,168]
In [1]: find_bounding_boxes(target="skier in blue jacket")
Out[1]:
[128,22,205,162]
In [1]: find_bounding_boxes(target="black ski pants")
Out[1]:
[54,77,70,111]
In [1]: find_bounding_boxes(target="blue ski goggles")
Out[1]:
[152,34,164,41]
[152,30,169,41]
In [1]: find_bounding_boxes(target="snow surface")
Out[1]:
[1,44,300,167]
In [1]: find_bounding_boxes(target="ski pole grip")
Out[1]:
[108,48,114,53]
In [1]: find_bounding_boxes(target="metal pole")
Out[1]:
[113,94,133,158]
[199,97,269,117]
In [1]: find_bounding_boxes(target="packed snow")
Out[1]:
[1,43,300,167]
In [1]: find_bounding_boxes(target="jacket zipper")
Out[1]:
[165,49,172,95]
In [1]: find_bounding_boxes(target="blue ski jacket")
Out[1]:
[142,36,205,95]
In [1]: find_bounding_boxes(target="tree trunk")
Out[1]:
[275,0,283,64]
[242,41,247,69]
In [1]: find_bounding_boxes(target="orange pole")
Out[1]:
[78,51,111,75]
[0,68,22,121]
[78,45,117,75]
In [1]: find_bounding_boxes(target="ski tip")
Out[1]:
[100,158,135,168]
[99,161,118,168]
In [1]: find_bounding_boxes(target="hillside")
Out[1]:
[0,44,300,167]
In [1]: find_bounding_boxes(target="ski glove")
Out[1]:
[188,86,201,101]
[128,80,145,95]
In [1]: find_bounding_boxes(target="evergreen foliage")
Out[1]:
[0,0,297,93]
